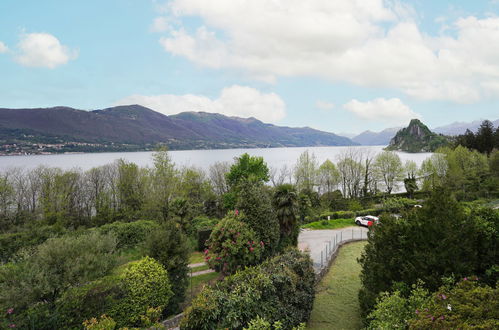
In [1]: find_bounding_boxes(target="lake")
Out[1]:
[0,146,432,172]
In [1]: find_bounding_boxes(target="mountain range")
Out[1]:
[0,105,357,153]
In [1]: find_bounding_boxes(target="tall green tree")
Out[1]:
[236,181,279,258]
[293,150,318,193]
[273,184,299,250]
[226,153,270,188]
[145,221,189,314]
[475,120,495,155]
[316,159,340,195]
[374,151,403,194]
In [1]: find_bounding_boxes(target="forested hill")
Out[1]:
[385,119,450,153]
[0,105,357,153]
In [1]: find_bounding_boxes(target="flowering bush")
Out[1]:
[181,248,315,329]
[408,278,499,329]
[205,211,264,275]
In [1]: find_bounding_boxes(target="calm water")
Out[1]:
[0,146,432,172]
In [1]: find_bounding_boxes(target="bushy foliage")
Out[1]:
[113,257,172,326]
[97,220,158,249]
[145,221,189,314]
[244,316,306,330]
[359,190,498,318]
[409,278,499,329]
[0,224,66,263]
[57,257,172,328]
[273,184,299,250]
[83,314,117,330]
[181,248,315,330]
[0,231,118,328]
[226,153,270,188]
[205,212,263,275]
[367,282,431,329]
[236,181,280,258]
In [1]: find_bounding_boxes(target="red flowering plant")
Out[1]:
[205,211,264,275]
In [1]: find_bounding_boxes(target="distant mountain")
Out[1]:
[0,105,357,154]
[352,127,401,146]
[386,119,450,153]
[433,119,499,136]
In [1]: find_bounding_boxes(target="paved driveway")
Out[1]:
[298,226,368,272]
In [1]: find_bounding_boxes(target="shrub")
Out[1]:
[145,221,189,314]
[236,181,280,257]
[0,224,66,263]
[408,279,499,329]
[359,190,498,319]
[56,274,123,329]
[181,248,315,329]
[97,220,158,249]
[112,257,172,327]
[367,282,431,329]
[205,212,263,275]
[0,231,118,328]
[83,314,117,330]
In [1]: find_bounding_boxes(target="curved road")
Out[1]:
[298,226,368,273]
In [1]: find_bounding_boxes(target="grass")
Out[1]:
[302,218,355,230]
[307,241,367,330]
[189,251,205,264]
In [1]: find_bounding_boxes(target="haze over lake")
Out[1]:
[0,146,432,172]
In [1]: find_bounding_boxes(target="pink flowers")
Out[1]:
[7,308,14,315]
[249,247,254,252]
[260,241,264,247]
[235,209,239,216]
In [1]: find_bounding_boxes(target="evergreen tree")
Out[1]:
[236,181,280,258]
[475,120,495,155]
[145,221,189,315]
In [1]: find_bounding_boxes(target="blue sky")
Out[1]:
[1,0,498,134]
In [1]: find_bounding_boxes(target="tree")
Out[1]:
[236,181,280,258]
[293,150,318,192]
[209,161,230,197]
[358,190,498,318]
[0,231,117,320]
[336,150,364,198]
[273,184,299,250]
[205,212,264,275]
[316,160,340,195]
[145,221,189,314]
[475,120,495,155]
[373,151,403,194]
[117,160,145,219]
[403,160,418,198]
[226,153,270,188]
[419,153,447,191]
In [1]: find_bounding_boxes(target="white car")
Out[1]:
[355,215,379,227]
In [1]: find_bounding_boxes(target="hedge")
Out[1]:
[97,220,159,249]
[181,248,315,329]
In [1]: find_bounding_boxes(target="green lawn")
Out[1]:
[302,218,355,230]
[307,241,367,330]
[189,251,205,264]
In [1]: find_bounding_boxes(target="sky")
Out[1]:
[1,0,499,135]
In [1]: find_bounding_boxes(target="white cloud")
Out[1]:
[315,100,335,111]
[151,17,171,32]
[343,98,421,125]
[0,41,8,53]
[115,85,286,123]
[157,0,499,103]
[15,33,77,68]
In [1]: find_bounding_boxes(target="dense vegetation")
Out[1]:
[0,135,498,328]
